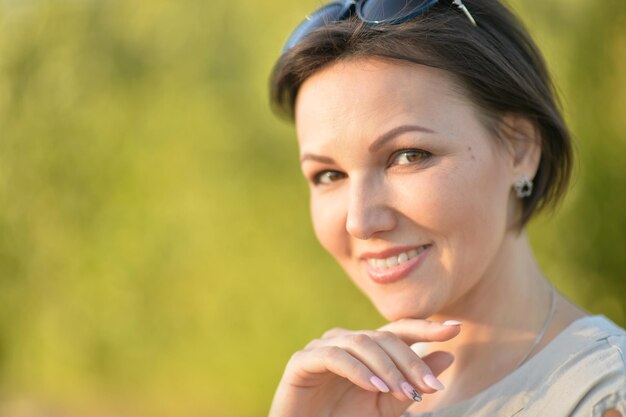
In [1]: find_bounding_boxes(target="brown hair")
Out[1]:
[270,0,572,227]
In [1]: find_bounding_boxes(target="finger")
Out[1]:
[318,333,423,402]
[373,351,456,417]
[421,351,455,376]
[378,319,462,344]
[367,331,444,395]
[321,327,350,339]
[304,327,352,350]
[289,347,389,394]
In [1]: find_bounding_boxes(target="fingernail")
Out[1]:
[423,374,445,391]
[401,381,422,402]
[370,376,389,393]
[442,320,463,326]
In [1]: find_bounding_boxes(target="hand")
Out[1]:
[268,319,461,417]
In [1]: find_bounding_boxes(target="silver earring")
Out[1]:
[514,175,533,198]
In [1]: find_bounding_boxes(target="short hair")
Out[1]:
[269,0,572,227]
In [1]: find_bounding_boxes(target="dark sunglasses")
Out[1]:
[283,0,477,53]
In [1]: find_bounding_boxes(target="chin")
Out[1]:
[371,296,437,322]
[359,275,445,322]
[378,307,429,322]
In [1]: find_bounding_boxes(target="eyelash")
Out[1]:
[311,148,433,186]
[388,148,433,167]
[312,170,346,185]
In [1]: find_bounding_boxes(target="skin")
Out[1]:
[268,58,589,417]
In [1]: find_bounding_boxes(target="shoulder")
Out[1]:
[568,316,626,417]
[404,316,624,417]
[525,315,626,417]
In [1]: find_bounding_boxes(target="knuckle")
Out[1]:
[374,330,396,342]
[349,333,371,345]
[287,350,306,366]
[347,359,364,375]
[322,346,343,360]
[304,338,321,349]
[322,327,344,338]
[381,364,404,380]
[408,359,427,375]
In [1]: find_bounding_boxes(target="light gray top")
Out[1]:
[405,315,626,417]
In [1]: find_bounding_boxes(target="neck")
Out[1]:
[406,230,587,415]
[432,229,550,332]
[422,230,556,404]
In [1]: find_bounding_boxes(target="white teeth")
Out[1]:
[398,252,408,264]
[366,246,428,270]
[386,257,399,267]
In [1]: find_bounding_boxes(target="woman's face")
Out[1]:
[295,58,520,321]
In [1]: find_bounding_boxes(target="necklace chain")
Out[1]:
[513,282,557,369]
[402,283,558,417]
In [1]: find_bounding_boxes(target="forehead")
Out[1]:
[294,57,480,149]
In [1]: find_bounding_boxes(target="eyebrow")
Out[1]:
[368,124,436,153]
[299,124,436,164]
[299,153,335,164]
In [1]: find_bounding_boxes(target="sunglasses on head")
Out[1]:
[282,0,477,53]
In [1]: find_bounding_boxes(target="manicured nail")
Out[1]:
[442,320,463,326]
[401,381,422,402]
[423,374,445,391]
[370,376,389,393]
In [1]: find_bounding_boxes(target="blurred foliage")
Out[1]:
[0,0,623,416]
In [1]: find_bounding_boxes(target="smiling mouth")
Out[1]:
[363,244,432,284]
[365,245,430,270]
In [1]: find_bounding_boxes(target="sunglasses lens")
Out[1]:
[359,0,439,23]
[283,2,347,52]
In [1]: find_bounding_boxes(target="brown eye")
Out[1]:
[313,170,345,185]
[391,149,432,166]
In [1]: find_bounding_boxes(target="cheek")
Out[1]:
[396,154,510,259]
[416,154,511,284]
[395,166,484,233]
[423,151,509,228]
[310,191,349,259]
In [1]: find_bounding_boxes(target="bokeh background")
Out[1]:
[0,0,624,416]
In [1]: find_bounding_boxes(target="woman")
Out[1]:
[267,1,626,416]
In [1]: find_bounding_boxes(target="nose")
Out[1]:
[345,177,397,240]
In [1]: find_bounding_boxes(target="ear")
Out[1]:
[498,113,542,181]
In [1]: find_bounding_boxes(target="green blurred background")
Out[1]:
[0,0,624,416]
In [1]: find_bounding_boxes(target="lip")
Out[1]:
[363,244,432,285]
[359,244,429,260]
